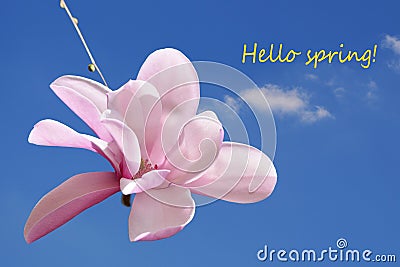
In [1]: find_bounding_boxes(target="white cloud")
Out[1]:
[367,81,378,90]
[301,106,333,123]
[334,87,345,98]
[223,95,241,112]
[387,61,400,71]
[226,84,333,124]
[325,78,336,87]
[382,35,400,55]
[382,35,400,71]
[305,74,318,81]
[244,84,307,113]
[366,91,377,100]
[366,80,378,102]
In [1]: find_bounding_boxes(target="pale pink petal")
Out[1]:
[106,80,162,162]
[128,186,195,241]
[28,119,121,174]
[137,48,200,143]
[120,169,170,195]
[101,117,141,177]
[28,119,106,152]
[188,142,277,203]
[162,111,224,185]
[24,172,119,244]
[50,75,113,141]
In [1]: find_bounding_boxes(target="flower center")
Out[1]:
[134,159,158,179]
[121,159,158,207]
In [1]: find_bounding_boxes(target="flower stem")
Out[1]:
[121,194,131,207]
[60,0,109,87]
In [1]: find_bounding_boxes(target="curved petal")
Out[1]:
[120,169,170,195]
[128,186,195,241]
[188,142,277,204]
[101,117,141,177]
[162,111,224,185]
[107,80,162,161]
[28,119,121,172]
[137,48,200,141]
[28,119,103,152]
[24,172,119,244]
[50,75,113,141]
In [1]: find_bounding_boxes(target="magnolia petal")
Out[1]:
[120,169,170,195]
[28,119,121,172]
[28,119,104,152]
[101,118,141,177]
[137,48,200,138]
[50,75,113,141]
[24,172,119,244]
[162,111,224,185]
[188,142,277,204]
[128,186,195,241]
[107,80,162,161]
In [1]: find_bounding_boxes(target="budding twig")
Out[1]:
[60,0,109,87]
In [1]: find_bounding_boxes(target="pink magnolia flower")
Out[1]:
[24,48,277,243]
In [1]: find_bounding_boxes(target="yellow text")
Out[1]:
[242,43,302,64]
[305,44,378,69]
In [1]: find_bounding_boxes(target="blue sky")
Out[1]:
[1,0,399,266]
